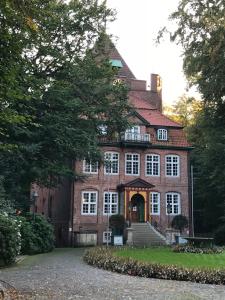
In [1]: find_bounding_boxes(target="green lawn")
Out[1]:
[115,247,225,270]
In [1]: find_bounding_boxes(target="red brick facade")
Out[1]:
[34,43,192,246]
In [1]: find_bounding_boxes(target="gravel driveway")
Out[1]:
[1,248,225,300]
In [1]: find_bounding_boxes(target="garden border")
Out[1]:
[83,246,225,285]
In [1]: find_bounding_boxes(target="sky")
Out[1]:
[106,0,198,105]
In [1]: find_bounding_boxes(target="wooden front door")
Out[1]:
[130,194,145,223]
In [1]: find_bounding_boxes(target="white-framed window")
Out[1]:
[146,154,160,176]
[104,152,119,175]
[157,128,168,141]
[103,192,118,215]
[83,160,98,174]
[165,155,180,177]
[125,125,140,140]
[81,191,97,215]
[103,231,112,243]
[125,153,140,175]
[150,192,160,215]
[166,193,181,215]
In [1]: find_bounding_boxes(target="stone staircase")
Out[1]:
[131,222,166,246]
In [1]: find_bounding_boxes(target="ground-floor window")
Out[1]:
[81,191,97,215]
[103,192,118,215]
[166,193,180,215]
[103,231,112,243]
[150,192,160,215]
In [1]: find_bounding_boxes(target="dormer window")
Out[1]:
[157,129,168,141]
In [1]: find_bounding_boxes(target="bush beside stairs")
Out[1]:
[131,222,166,246]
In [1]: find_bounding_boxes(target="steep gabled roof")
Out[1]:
[109,42,136,79]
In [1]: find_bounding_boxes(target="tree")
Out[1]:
[161,0,225,235]
[168,0,225,110]
[0,1,131,208]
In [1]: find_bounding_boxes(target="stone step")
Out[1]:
[131,222,166,246]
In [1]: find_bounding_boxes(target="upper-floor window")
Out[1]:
[157,129,168,141]
[125,126,140,140]
[165,155,180,177]
[83,160,98,174]
[125,153,140,175]
[146,154,160,176]
[104,152,119,175]
[81,191,97,215]
[166,193,180,215]
[150,192,160,215]
[103,192,118,215]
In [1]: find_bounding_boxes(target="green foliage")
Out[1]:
[171,215,188,234]
[214,225,225,246]
[0,214,21,266]
[0,1,131,207]
[19,213,55,254]
[84,246,225,285]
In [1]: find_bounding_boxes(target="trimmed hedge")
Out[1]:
[83,247,225,285]
[172,245,223,254]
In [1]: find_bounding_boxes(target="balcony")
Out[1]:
[122,133,150,142]
[98,132,151,148]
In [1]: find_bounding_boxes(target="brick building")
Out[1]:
[34,43,192,246]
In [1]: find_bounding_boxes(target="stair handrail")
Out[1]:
[147,222,166,241]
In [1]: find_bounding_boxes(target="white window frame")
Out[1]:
[166,193,181,215]
[125,153,140,176]
[165,155,180,177]
[103,231,112,243]
[125,125,140,140]
[83,160,98,174]
[150,192,160,215]
[81,191,98,215]
[104,152,119,175]
[157,128,168,141]
[145,154,160,176]
[103,192,118,215]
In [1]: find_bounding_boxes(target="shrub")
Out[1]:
[83,247,225,285]
[19,213,55,255]
[0,214,21,265]
[171,215,188,234]
[109,214,126,235]
[172,245,223,254]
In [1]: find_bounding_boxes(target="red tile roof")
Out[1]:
[137,109,183,127]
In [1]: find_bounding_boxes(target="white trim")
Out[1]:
[83,160,98,174]
[166,192,181,215]
[165,155,180,177]
[104,152,119,175]
[150,192,160,215]
[125,153,140,176]
[103,192,118,215]
[81,191,98,215]
[145,154,160,177]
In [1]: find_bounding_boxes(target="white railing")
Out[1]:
[123,133,150,142]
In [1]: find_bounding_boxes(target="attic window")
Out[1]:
[109,59,123,68]
[157,129,168,141]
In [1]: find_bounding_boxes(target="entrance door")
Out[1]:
[130,194,145,222]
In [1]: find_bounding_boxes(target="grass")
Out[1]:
[115,247,225,270]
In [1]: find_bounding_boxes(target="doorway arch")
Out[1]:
[130,193,145,223]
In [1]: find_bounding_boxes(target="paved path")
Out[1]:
[1,248,225,300]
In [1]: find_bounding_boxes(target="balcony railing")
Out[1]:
[122,133,150,142]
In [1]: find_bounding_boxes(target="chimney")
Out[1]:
[150,73,162,112]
